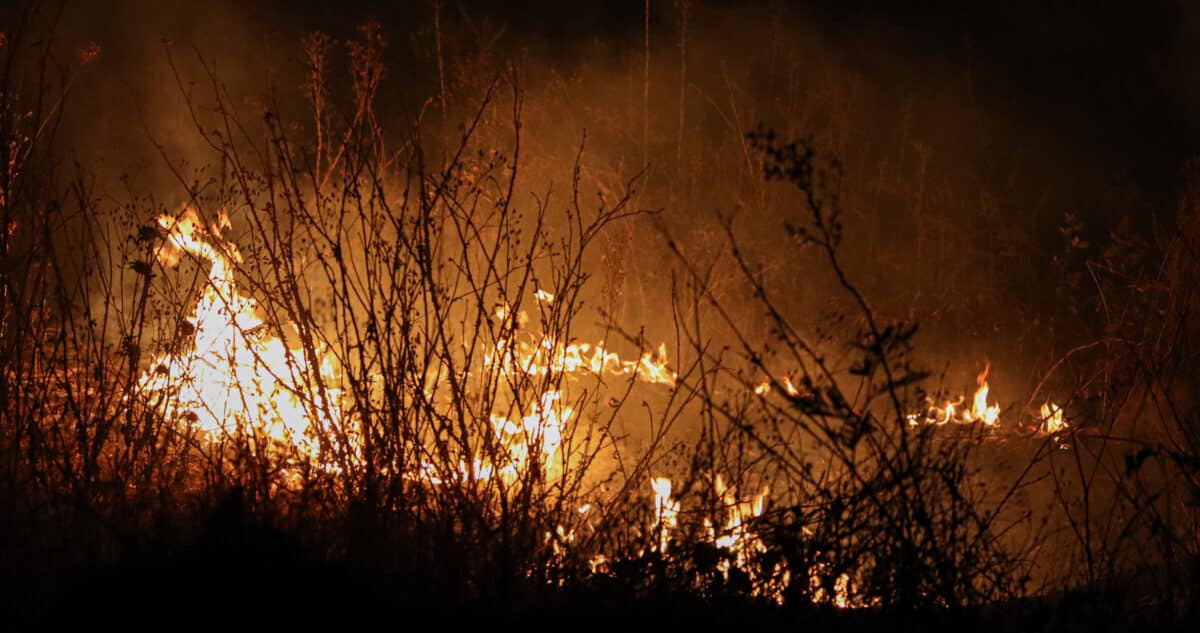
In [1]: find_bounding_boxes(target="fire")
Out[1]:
[426,303,674,485]
[651,476,680,552]
[705,475,790,604]
[485,335,675,386]
[753,375,800,397]
[903,360,1003,428]
[588,554,610,575]
[756,358,1083,446]
[1039,402,1067,435]
[964,361,1001,425]
[641,476,874,608]
[705,475,769,573]
[132,208,1070,609]
[809,563,853,608]
[138,208,677,486]
[641,474,788,602]
[136,209,346,465]
[416,390,573,486]
[489,390,571,481]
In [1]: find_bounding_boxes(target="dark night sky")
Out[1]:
[36,0,1200,225]
[805,1,1193,200]
[241,0,1197,210]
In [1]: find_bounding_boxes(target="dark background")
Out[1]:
[43,0,1198,222]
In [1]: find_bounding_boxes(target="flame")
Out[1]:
[706,475,770,569]
[809,563,853,608]
[1039,402,1067,435]
[963,361,1001,425]
[489,390,571,481]
[651,477,680,553]
[485,335,675,386]
[486,289,675,388]
[139,215,676,488]
[133,209,1076,609]
[899,360,1005,428]
[416,391,570,485]
[137,209,346,465]
[701,474,790,604]
[753,375,800,397]
[588,554,610,575]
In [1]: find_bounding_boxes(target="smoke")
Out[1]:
[36,0,1198,388]
[49,1,291,199]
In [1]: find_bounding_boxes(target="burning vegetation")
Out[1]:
[1,0,1199,626]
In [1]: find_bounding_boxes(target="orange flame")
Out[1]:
[1039,402,1067,435]
[963,361,1001,426]
[137,209,347,466]
[901,360,1002,428]
[651,477,680,553]
[139,214,676,487]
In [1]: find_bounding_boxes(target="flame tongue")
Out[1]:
[965,360,1000,426]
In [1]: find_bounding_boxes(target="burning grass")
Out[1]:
[1,7,1198,625]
